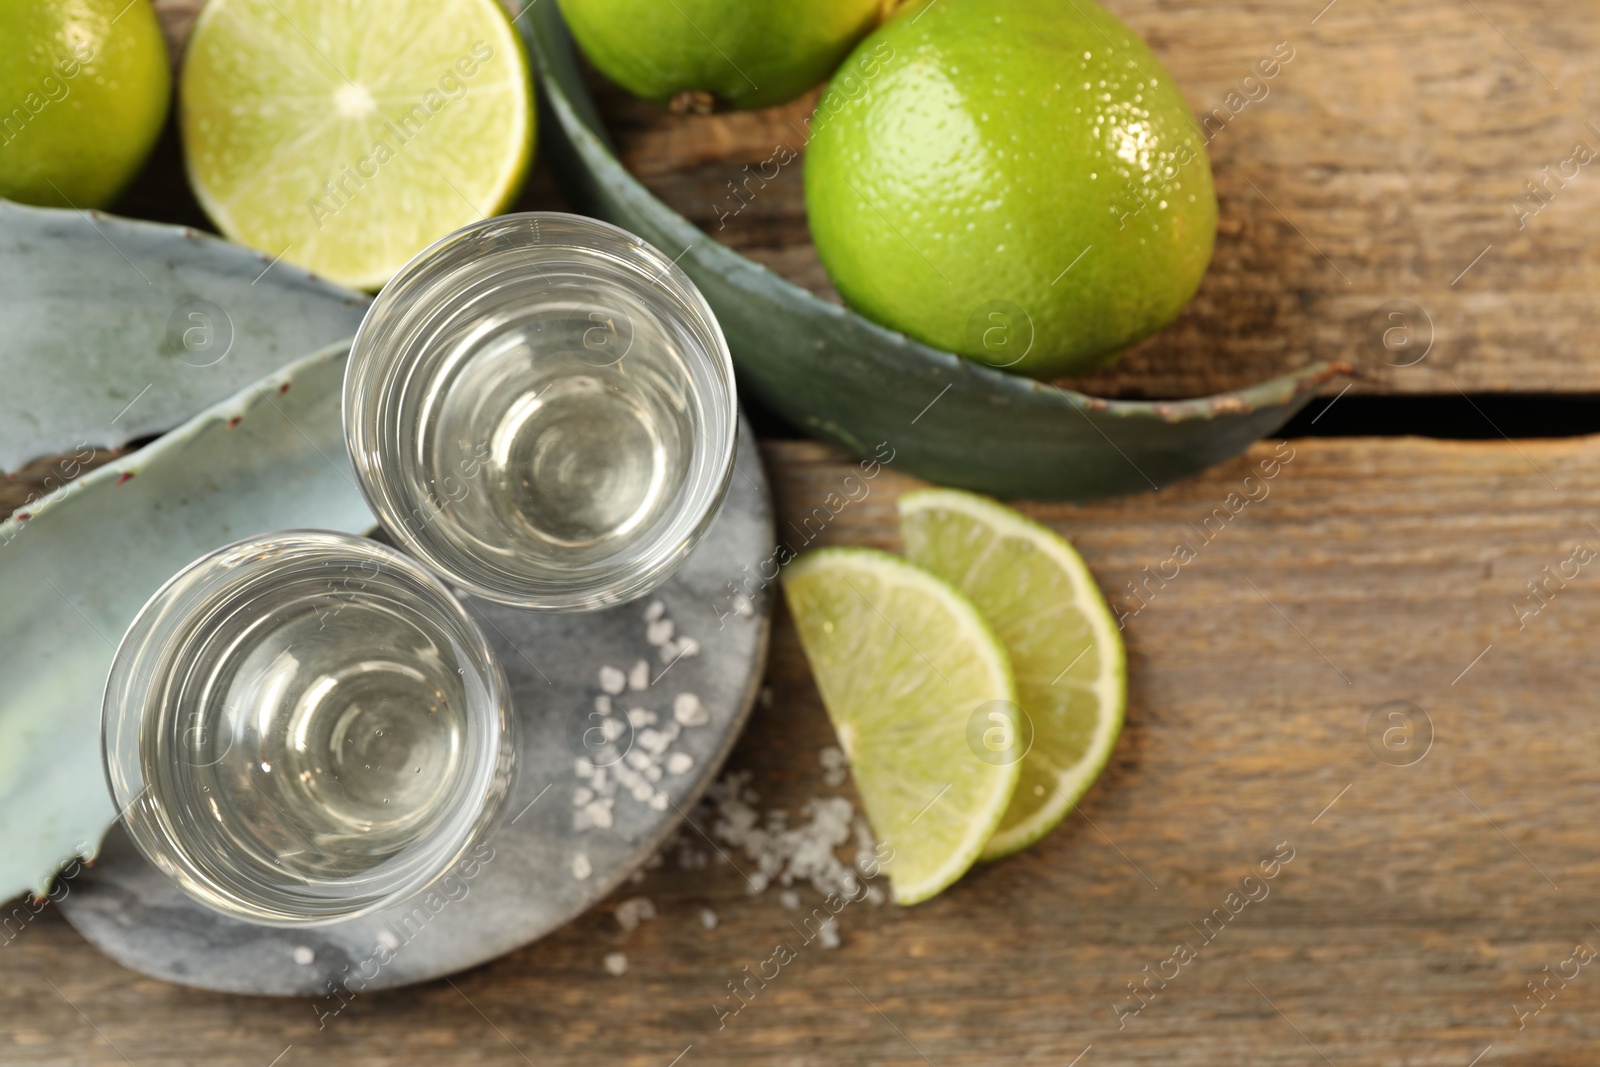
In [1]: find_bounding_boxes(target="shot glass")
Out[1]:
[344,212,738,612]
[102,531,515,927]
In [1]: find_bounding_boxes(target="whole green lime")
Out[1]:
[555,0,883,110]
[0,0,170,208]
[805,0,1216,378]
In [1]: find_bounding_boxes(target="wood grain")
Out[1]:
[7,436,1600,1065]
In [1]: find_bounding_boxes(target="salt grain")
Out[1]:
[644,600,665,622]
[676,637,700,659]
[292,946,314,966]
[572,853,592,880]
[673,693,708,727]
[646,618,675,646]
[699,907,719,930]
[594,695,612,715]
[816,917,840,949]
[615,896,657,931]
[628,660,650,691]
[821,746,849,788]
[665,752,694,775]
[604,952,628,976]
[627,707,657,728]
[599,666,626,694]
[779,890,800,910]
[585,799,615,829]
[572,786,594,807]
[648,793,668,811]
[575,757,595,779]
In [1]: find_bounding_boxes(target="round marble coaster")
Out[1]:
[57,420,773,996]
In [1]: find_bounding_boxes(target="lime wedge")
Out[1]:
[180,0,534,289]
[782,548,1020,904]
[899,489,1125,860]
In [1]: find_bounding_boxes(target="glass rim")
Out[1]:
[343,211,738,612]
[101,529,512,927]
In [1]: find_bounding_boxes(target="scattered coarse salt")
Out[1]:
[572,786,594,807]
[575,757,595,779]
[631,781,653,802]
[615,896,657,932]
[701,773,881,905]
[644,600,665,622]
[627,707,657,729]
[673,693,708,727]
[376,929,400,951]
[699,907,719,930]
[604,952,628,976]
[779,890,800,910]
[595,695,613,715]
[665,752,694,775]
[644,765,663,783]
[625,749,652,771]
[599,666,626,694]
[648,793,668,811]
[675,637,700,659]
[600,717,625,742]
[759,686,774,709]
[733,592,755,618]
[292,946,314,966]
[816,917,840,950]
[865,885,885,906]
[646,618,675,646]
[572,853,592,880]
[628,660,650,691]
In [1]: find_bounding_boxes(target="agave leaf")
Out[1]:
[520,5,1346,501]
[0,343,370,901]
[0,200,367,473]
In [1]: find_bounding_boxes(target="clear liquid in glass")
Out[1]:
[104,533,510,925]
[424,292,695,573]
[169,591,474,880]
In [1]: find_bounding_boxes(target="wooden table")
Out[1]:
[6,1,1600,1064]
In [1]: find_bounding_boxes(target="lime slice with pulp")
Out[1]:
[181,0,534,289]
[783,547,1020,904]
[899,489,1125,860]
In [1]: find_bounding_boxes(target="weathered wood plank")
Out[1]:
[6,435,1600,1065]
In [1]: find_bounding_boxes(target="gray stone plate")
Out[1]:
[57,423,772,997]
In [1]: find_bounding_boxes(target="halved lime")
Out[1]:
[782,547,1019,904]
[899,489,1125,860]
[180,0,534,289]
